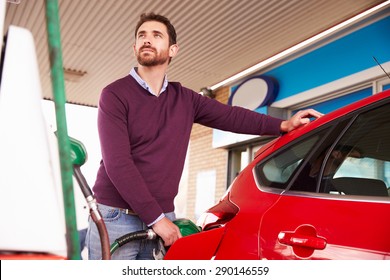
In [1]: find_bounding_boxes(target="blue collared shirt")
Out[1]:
[129,67,168,96]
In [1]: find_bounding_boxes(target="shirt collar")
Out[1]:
[129,67,168,96]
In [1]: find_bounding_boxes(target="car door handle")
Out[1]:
[278,224,327,250]
[278,232,326,249]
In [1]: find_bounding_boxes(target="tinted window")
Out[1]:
[255,131,327,190]
[288,119,351,193]
[255,101,390,197]
[321,103,390,197]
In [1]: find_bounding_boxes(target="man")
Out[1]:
[86,13,323,260]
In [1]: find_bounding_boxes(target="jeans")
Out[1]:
[85,203,175,260]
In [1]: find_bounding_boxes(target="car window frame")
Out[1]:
[318,102,390,199]
[254,96,390,202]
[253,125,334,191]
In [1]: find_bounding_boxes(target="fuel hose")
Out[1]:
[110,229,157,256]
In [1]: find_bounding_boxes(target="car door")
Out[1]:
[259,192,390,259]
[258,101,390,259]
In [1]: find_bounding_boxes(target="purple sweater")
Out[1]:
[93,75,283,225]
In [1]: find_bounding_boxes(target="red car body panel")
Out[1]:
[259,194,390,259]
[164,227,225,260]
[167,89,390,260]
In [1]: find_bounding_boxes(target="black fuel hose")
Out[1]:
[110,229,157,256]
[69,137,111,259]
[74,166,93,198]
[74,166,111,259]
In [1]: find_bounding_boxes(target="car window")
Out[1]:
[335,158,390,187]
[255,131,326,189]
[255,101,390,197]
[287,119,352,193]
[320,103,390,197]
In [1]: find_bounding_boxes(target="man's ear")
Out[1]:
[169,44,179,58]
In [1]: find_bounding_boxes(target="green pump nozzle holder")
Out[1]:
[69,136,87,166]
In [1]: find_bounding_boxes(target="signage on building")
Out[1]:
[213,76,279,148]
[228,75,278,110]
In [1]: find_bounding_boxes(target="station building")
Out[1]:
[177,9,390,221]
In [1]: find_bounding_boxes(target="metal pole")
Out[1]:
[45,0,80,260]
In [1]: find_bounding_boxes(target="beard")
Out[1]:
[136,46,170,66]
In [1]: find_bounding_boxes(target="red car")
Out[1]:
[165,89,390,260]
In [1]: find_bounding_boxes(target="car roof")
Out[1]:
[255,89,390,159]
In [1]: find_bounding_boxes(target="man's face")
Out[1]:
[134,21,172,66]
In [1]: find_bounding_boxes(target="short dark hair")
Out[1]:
[135,13,177,46]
